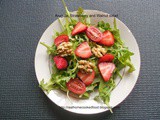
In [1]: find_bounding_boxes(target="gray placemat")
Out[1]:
[0,0,160,119]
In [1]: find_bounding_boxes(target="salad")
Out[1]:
[39,0,135,113]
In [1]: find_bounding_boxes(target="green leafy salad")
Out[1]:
[39,1,135,113]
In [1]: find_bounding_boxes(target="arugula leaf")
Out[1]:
[98,77,115,113]
[125,59,135,73]
[77,7,83,14]
[78,92,90,99]
[98,21,111,32]
[58,18,65,30]
[113,17,117,29]
[62,0,77,25]
[65,22,72,36]
[53,30,60,38]
[86,84,97,92]
[88,56,99,75]
[40,42,57,55]
[111,29,124,45]
[39,79,55,93]
[77,7,91,25]
[111,18,123,45]
[74,34,86,43]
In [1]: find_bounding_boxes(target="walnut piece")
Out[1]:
[57,42,73,57]
[92,44,106,58]
[78,60,94,73]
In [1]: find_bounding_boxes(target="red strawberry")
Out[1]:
[53,56,68,70]
[86,26,103,42]
[75,42,92,58]
[98,62,115,82]
[66,78,86,95]
[77,71,95,86]
[54,35,69,46]
[99,54,114,63]
[71,22,87,36]
[99,31,114,46]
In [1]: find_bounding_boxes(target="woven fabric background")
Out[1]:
[0,0,160,119]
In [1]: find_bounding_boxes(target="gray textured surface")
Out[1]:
[0,0,160,119]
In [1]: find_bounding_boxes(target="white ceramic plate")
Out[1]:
[34,10,140,114]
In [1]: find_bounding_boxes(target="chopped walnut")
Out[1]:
[78,60,94,73]
[57,42,73,57]
[92,44,106,58]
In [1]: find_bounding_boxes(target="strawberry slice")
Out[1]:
[66,78,86,95]
[77,71,95,86]
[54,35,69,46]
[98,62,115,82]
[99,54,114,63]
[86,26,103,42]
[53,56,68,70]
[71,22,87,36]
[75,42,92,58]
[99,31,114,46]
